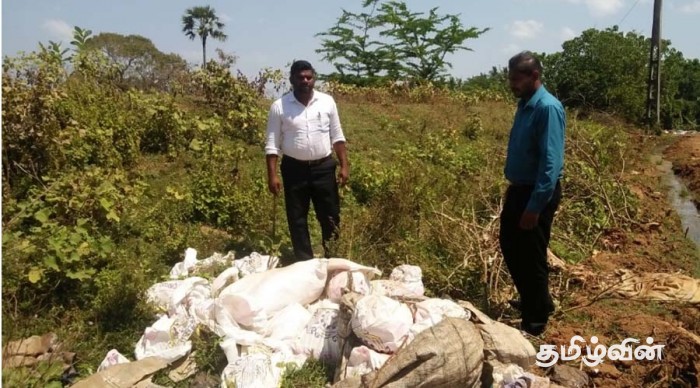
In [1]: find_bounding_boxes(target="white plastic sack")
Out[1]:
[145,280,183,311]
[370,280,423,298]
[220,337,239,364]
[410,298,470,336]
[292,300,341,365]
[211,301,264,346]
[262,303,312,340]
[220,345,304,388]
[346,345,391,378]
[351,295,413,353]
[211,267,240,298]
[325,271,371,303]
[169,248,198,279]
[220,352,278,388]
[234,252,279,278]
[134,315,192,363]
[390,265,424,296]
[493,362,551,388]
[217,259,329,330]
[169,277,209,314]
[326,258,382,277]
[97,349,130,372]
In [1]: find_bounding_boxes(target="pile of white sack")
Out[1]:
[96,248,547,388]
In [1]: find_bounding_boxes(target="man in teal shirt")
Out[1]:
[500,51,565,336]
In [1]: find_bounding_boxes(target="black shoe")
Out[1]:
[520,321,547,336]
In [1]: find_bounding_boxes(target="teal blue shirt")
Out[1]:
[505,86,565,213]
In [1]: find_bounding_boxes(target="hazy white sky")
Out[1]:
[3,0,699,79]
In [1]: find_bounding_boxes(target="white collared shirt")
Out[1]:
[265,90,346,161]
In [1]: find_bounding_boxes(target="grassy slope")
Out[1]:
[4,95,699,387]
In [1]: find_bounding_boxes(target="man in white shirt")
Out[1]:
[265,60,349,262]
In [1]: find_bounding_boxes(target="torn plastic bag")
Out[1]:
[234,252,279,278]
[351,295,413,353]
[292,300,341,365]
[390,265,424,296]
[345,345,391,378]
[326,271,372,303]
[410,298,470,336]
[97,349,130,372]
[220,346,282,388]
[370,280,424,298]
[134,315,192,363]
[169,277,209,315]
[145,280,183,312]
[169,248,198,279]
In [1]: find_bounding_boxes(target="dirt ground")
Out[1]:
[518,133,700,387]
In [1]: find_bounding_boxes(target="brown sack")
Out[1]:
[71,357,169,388]
[333,317,484,388]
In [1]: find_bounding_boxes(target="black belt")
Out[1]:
[283,154,332,166]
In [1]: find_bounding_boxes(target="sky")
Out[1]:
[2,0,700,80]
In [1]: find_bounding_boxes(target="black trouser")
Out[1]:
[281,155,340,262]
[499,181,562,324]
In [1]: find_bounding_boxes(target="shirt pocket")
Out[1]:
[312,111,330,133]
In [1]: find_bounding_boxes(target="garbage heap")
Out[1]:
[89,248,550,388]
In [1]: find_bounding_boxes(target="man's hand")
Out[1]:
[268,175,282,195]
[519,211,539,230]
[337,165,349,186]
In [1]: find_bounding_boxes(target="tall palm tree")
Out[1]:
[181,6,227,68]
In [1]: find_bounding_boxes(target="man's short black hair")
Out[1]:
[290,60,315,77]
[508,51,543,75]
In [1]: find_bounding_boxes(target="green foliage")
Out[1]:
[136,93,195,155]
[280,359,330,388]
[191,62,268,145]
[191,328,228,376]
[316,0,395,85]
[2,167,144,291]
[376,1,488,81]
[542,26,700,129]
[316,0,488,84]
[85,32,188,90]
[2,358,65,388]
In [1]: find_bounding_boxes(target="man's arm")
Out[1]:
[329,99,349,186]
[520,104,565,228]
[266,154,281,195]
[265,103,283,195]
[334,141,349,186]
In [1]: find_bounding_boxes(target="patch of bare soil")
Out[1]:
[530,133,700,387]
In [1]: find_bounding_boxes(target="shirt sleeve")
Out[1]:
[526,104,565,213]
[265,101,282,155]
[329,99,346,145]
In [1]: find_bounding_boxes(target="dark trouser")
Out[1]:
[499,181,562,324]
[281,155,340,262]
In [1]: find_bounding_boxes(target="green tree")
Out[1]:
[376,1,488,82]
[182,5,228,69]
[316,0,395,85]
[541,26,693,128]
[85,32,187,90]
[316,0,487,84]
